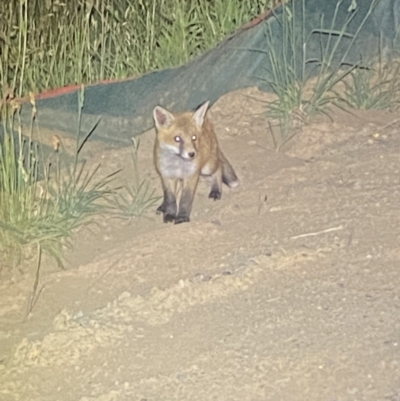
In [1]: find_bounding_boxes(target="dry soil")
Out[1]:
[0,88,399,401]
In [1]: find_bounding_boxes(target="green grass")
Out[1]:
[250,0,380,148]
[0,90,115,271]
[261,0,307,146]
[0,0,275,98]
[337,59,400,111]
[0,90,163,274]
[109,137,161,219]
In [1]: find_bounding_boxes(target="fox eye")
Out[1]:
[192,135,197,141]
[174,136,181,142]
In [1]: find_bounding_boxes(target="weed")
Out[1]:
[248,0,379,149]
[0,0,276,98]
[338,60,400,111]
[0,88,115,272]
[109,137,161,219]
[262,0,307,146]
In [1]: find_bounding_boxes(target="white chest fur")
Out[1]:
[158,146,197,179]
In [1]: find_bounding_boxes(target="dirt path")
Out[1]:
[1,89,399,401]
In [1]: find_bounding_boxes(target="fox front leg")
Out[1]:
[175,175,199,224]
[157,177,178,223]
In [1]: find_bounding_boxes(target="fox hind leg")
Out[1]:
[220,151,239,188]
[208,168,222,200]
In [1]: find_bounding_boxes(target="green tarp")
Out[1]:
[19,0,400,145]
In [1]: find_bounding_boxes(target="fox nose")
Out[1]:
[188,151,195,158]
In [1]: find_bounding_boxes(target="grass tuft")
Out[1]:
[337,60,400,111]
[109,137,161,219]
[0,89,115,272]
[250,0,379,149]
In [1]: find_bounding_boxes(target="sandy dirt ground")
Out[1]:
[0,88,399,401]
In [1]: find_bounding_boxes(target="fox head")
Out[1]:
[153,101,209,161]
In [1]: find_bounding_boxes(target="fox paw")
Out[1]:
[156,204,166,214]
[208,189,221,200]
[163,214,176,223]
[174,216,190,224]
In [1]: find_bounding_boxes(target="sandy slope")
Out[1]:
[0,88,399,401]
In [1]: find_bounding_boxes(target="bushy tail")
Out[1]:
[220,151,240,188]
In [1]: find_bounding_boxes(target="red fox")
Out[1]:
[153,101,239,224]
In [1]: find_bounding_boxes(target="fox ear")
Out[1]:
[153,106,175,129]
[193,101,210,127]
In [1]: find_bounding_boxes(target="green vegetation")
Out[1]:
[0,87,162,272]
[109,138,161,219]
[0,90,114,270]
[257,0,384,149]
[337,59,400,111]
[0,0,274,98]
